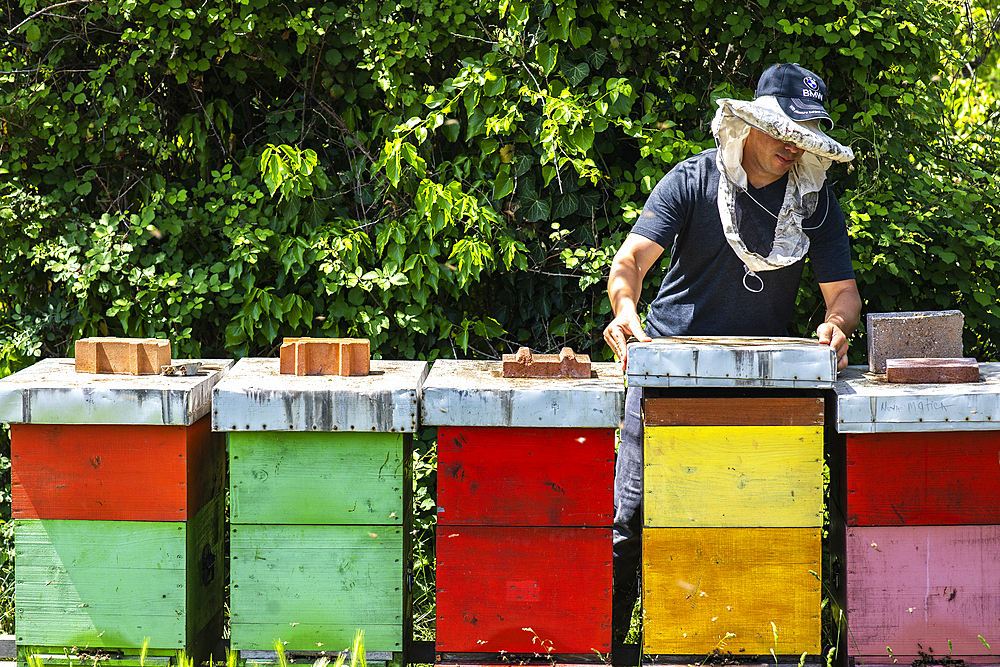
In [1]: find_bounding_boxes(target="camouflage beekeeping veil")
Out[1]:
[710,64,855,279]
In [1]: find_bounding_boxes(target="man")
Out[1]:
[601,63,862,640]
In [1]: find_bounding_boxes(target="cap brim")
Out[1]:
[716,97,854,163]
[777,96,833,131]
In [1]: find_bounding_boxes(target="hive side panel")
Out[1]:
[15,519,187,649]
[435,526,611,654]
[643,397,824,426]
[229,524,404,652]
[185,494,225,663]
[642,527,821,656]
[846,432,1000,526]
[11,424,188,521]
[846,525,1000,658]
[436,427,614,527]
[643,426,824,527]
[229,431,404,525]
[186,415,226,521]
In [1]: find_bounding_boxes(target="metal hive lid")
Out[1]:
[626,336,836,388]
[421,359,624,428]
[835,363,1000,433]
[211,357,428,433]
[0,357,234,425]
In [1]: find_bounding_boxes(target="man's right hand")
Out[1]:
[604,233,664,372]
[603,307,652,371]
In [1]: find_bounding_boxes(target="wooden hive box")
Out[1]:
[628,338,836,660]
[213,358,428,658]
[422,359,624,656]
[0,357,233,666]
[835,364,1000,662]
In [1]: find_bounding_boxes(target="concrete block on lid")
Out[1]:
[867,311,964,374]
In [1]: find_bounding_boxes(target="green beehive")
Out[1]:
[212,358,427,662]
[0,357,232,667]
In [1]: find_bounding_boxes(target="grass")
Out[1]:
[271,631,367,667]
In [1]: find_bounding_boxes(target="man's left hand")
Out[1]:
[817,322,850,371]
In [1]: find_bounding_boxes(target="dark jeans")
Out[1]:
[612,386,643,642]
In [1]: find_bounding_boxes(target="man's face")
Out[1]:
[742,127,804,186]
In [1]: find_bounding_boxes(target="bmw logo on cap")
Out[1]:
[803,76,819,90]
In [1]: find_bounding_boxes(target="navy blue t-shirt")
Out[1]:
[631,149,855,337]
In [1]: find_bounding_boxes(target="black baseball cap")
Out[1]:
[755,63,833,130]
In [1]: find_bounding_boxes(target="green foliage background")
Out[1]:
[1,0,999,641]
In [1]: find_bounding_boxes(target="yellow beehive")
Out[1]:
[641,396,825,656]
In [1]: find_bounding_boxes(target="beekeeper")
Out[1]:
[601,63,862,639]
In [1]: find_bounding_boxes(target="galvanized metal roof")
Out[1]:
[626,336,836,388]
[835,363,1000,433]
[421,359,624,428]
[212,357,428,433]
[0,357,233,425]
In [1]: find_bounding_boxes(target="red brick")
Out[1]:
[278,338,370,376]
[885,357,979,384]
[74,337,171,375]
[501,347,591,378]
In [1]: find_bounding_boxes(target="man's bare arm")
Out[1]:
[816,278,862,371]
[603,233,665,368]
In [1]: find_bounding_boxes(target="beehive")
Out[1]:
[0,357,232,666]
[836,364,1000,663]
[212,357,427,659]
[421,359,623,657]
[627,337,837,659]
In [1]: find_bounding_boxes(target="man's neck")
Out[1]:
[745,168,783,190]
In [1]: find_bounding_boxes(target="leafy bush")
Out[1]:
[2,0,998,365]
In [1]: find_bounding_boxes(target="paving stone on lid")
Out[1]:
[501,346,591,378]
[867,310,964,374]
[212,357,427,433]
[278,337,370,376]
[835,363,1000,433]
[75,337,172,375]
[627,336,836,388]
[0,357,233,425]
[885,358,980,384]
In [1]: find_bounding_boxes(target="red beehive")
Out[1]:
[422,359,623,657]
[837,364,1000,662]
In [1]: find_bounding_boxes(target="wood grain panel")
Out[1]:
[230,524,404,652]
[436,427,614,527]
[185,417,226,526]
[644,426,823,527]
[642,527,821,656]
[847,525,1000,658]
[229,431,405,525]
[644,397,824,426]
[11,416,222,522]
[436,526,611,653]
[15,519,188,648]
[184,494,225,664]
[846,432,1000,526]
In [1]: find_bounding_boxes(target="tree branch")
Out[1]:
[7,0,95,34]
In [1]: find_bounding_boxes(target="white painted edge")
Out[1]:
[835,364,1000,433]
[420,359,624,428]
[626,338,837,386]
[212,359,428,432]
[627,374,834,389]
[837,420,1000,433]
[0,358,233,425]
